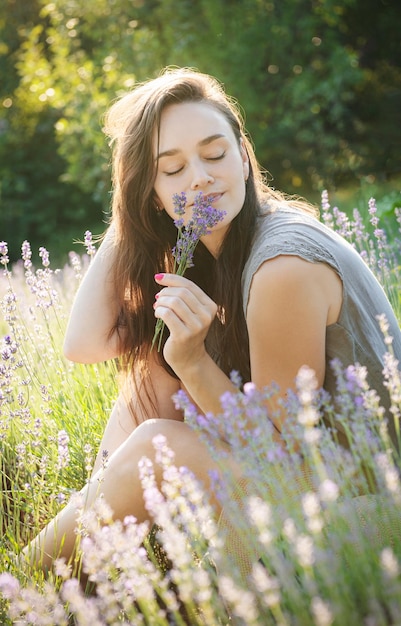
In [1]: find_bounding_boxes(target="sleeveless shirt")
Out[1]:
[241,206,401,446]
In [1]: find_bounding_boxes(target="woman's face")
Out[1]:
[153,101,249,257]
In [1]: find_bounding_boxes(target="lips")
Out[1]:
[203,193,223,204]
[186,192,224,210]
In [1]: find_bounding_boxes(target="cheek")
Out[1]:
[154,179,174,210]
[229,154,247,182]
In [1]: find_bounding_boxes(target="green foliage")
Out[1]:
[1,0,400,261]
[0,108,101,263]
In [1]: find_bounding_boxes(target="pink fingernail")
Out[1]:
[154,273,164,281]
[155,293,160,299]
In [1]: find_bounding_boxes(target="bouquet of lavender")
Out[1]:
[152,191,226,351]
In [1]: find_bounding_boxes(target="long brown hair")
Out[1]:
[103,67,317,405]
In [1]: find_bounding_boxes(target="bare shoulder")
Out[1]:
[246,255,343,394]
[250,254,334,287]
[248,255,342,326]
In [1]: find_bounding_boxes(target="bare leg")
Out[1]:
[92,355,183,475]
[23,419,239,572]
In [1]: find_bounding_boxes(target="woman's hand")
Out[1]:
[153,273,217,377]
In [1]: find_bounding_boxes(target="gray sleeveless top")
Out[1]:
[241,207,401,446]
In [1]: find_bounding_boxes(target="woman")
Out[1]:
[24,67,401,570]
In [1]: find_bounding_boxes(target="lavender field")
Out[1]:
[1,194,401,625]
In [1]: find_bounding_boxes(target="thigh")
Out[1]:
[92,389,138,473]
[106,418,243,519]
[92,355,182,474]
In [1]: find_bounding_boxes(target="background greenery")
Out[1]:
[1,0,401,262]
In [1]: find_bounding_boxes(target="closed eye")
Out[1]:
[164,152,226,176]
[206,152,226,161]
[165,166,184,176]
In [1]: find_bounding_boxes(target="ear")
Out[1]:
[240,138,250,181]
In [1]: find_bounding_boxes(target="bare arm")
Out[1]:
[63,226,123,363]
[246,255,342,431]
[153,257,342,431]
[153,273,238,416]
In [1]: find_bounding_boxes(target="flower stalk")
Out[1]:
[152,191,226,351]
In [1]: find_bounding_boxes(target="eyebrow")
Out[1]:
[156,133,226,160]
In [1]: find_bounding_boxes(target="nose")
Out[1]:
[190,161,214,189]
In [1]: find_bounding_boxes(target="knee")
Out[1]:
[133,418,175,447]
[116,419,180,467]
[101,420,159,485]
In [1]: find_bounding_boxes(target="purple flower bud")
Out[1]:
[84,230,96,257]
[0,241,9,265]
[21,240,32,268]
[0,572,20,600]
[39,246,50,267]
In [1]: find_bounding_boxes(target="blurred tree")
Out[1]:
[340,0,401,180]
[0,0,400,261]
[0,0,102,261]
[135,0,400,190]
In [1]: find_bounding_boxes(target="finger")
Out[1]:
[154,304,206,340]
[154,293,215,329]
[155,273,198,291]
[154,273,210,304]
[155,287,208,316]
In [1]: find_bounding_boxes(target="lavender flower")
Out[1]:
[320,190,334,230]
[152,191,226,351]
[368,197,379,228]
[21,240,32,269]
[84,230,97,258]
[311,596,334,626]
[39,246,50,268]
[332,205,351,240]
[57,429,70,470]
[380,547,400,579]
[0,572,20,600]
[68,251,83,281]
[0,241,9,266]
